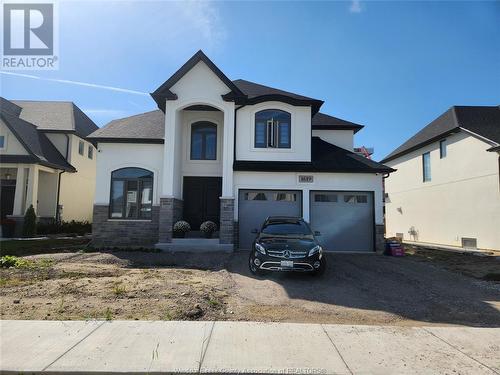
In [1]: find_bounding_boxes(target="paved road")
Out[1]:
[1,320,499,374]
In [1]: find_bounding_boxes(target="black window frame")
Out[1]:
[88,145,93,159]
[78,140,84,155]
[109,167,153,220]
[0,135,5,149]
[254,109,291,149]
[190,121,217,160]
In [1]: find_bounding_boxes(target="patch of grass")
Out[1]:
[0,277,26,287]
[104,307,113,321]
[112,283,127,297]
[0,238,91,257]
[0,255,54,270]
[207,297,221,308]
[57,298,65,314]
[163,309,176,321]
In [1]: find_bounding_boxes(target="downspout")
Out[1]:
[56,133,71,223]
[55,170,64,223]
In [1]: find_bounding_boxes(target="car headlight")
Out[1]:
[255,242,266,255]
[308,245,322,257]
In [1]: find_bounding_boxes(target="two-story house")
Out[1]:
[382,105,500,251]
[89,51,393,251]
[0,98,98,234]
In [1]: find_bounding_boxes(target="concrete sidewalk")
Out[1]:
[1,320,499,374]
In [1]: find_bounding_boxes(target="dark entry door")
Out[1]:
[183,177,222,229]
[0,184,16,219]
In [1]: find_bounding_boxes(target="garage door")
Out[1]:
[310,191,374,252]
[238,190,302,250]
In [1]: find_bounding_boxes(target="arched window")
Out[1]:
[110,167,153,219]
[255,110,291,148]
[191,121,217,160]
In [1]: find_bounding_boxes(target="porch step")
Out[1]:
[155,238,233,252]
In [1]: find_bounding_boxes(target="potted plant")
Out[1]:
[1,218,16,238]
[173,220,191,238]
[200,221,217,239]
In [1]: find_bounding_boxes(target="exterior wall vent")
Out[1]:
[461,237,477,249]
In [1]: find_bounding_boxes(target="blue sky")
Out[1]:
[1,0,499,160]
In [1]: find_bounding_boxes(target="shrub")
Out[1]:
[200,221,217,238]
[37,220,91,236]
[23,205,37,237]
[0,255,32,269]
[173,220,191,238]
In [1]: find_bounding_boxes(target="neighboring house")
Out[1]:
[0,98,98,234]
[88,50,393,251]
[382,105,500,251]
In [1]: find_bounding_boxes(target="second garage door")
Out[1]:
[310,191,374,252]
[238,190,302,250]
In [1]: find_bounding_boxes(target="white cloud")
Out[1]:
[349,0,363,13]
[0,71,148,95]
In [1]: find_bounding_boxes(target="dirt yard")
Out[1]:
[1,243,499,326]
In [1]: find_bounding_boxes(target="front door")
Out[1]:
[183,177,222,229]
[0,182,16,219]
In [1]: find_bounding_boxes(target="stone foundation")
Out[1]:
[158,198,183,243]
[375,224,385,253]
[219,198,235,245]
[92,205,159,247]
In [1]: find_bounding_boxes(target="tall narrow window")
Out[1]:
[88,145,93,159]
[110,168,153,219]
[78,140,84,155]
[190,122,217,160]
[422,152,431,182]
[0,135,5,149]
[254,110,291,148]
[439,139,447,159]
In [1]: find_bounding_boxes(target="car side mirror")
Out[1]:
[251,229,259,234]
[314,231,321,236]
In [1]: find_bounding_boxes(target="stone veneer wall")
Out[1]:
[158,198,183,243]
[92,205,159,247]
[375,224,385,253]
[219,198,235,245]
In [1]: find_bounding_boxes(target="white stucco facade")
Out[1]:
[384,131,500,250]
[312,129,354,151]
[236,102,312,161]
[94,142,164,206]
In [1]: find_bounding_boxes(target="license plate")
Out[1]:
[280,260,293,268]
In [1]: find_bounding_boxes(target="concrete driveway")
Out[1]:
[226,252,500,327]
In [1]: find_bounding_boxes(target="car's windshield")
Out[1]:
[261,220,312,236]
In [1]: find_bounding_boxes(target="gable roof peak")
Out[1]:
[150,50,246,111]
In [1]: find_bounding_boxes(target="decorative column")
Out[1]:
[219,198,235,246]
[219,104,236,248]
[12,166,26,215]
[25,165,39,213]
